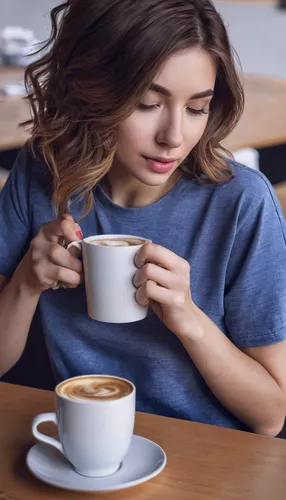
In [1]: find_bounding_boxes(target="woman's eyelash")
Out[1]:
[137,103,208,115]
[187,108,209,116]
[138,103,158,111]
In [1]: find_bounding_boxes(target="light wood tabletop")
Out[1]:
[1,68,286,153]
[1,68,286,214]
[223,74,286,151]
[1,382,286,500]
[274,181,286,215]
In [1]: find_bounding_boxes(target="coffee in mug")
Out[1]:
[67,234,151,323]
[32,374,136,477]
[57,374,133,401]
[89,237,146,247]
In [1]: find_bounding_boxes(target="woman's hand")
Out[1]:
[134,242,197,338]
[16,215,83,294]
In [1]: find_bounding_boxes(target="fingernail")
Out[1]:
[132,272,138,288]
[134,251,141,268]
[75,224,83,240]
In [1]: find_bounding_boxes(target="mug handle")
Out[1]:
[32,412,64,455]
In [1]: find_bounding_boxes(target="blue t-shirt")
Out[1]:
[1,146,286,431]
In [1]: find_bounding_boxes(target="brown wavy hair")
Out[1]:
[23,0,244,216]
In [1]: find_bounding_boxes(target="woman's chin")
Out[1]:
[133,169,177,187]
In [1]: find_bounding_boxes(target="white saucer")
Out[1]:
[26,434,167,493]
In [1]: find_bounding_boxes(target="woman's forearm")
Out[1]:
[0,261,41,377]
[178,304,286,436]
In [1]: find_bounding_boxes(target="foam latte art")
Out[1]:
[89,237,145,247]
[58,376,133,401]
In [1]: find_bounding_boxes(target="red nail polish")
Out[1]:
[76,230,83,240]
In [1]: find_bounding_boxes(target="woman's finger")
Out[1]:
[54,266,82,288]
[133,262,180,290]
[135,280,172,306]
[40,215,80,244]
[48,244,83,274]
[33,262,82,289]
[68,245,82,259]
[135,242,190,277]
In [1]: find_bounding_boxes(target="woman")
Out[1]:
[0,0,285,435]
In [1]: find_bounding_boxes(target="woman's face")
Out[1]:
[113,48,216,186]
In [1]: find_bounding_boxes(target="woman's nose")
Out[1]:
[156,113,183,149]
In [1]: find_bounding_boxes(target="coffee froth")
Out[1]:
[89,237,145,247]
[57,375,133,401]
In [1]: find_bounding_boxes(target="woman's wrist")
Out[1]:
[11,274,42,300]
[174,301,205,342]
[11,256,42,300]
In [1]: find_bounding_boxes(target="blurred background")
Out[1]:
[0,0,286,212]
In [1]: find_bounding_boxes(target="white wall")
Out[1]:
[0,0,285,78]
[214,1,286,78]
[0,0,59,41]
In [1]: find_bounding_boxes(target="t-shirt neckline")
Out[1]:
[94,175,192,221]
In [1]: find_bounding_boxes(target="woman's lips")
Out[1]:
[143,157,175,173]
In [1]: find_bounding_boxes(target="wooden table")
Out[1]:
[1,68,286,153]
[1,382,286,500]
[1,69,286,212]
[223,74,286,151]
[274,181,286,215]
[224,74,286,214]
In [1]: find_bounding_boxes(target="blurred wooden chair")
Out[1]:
[0,167,9,190]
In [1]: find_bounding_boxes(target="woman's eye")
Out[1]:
[187,107,209,116]
[137,103,158,111]
[137,103,209,115]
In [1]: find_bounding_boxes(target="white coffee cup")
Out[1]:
[32,374,136,477]
[68,234,150,323]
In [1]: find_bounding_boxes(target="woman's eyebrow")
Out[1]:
[149,82,214,100]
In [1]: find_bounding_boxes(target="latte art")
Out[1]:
[57,376,133,401]
[67,382,126,400]
[95,240,129,247]
[89,237,145,247]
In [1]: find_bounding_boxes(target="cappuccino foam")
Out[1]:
[57,375,133,401]
[90,237,145,247]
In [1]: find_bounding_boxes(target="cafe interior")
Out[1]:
[1,1,286,499]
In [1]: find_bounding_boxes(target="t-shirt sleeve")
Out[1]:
[0,146,32,278]
[224,178,286,348]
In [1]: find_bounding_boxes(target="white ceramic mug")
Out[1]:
[32,375,136,477]
[68,234,150,323]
